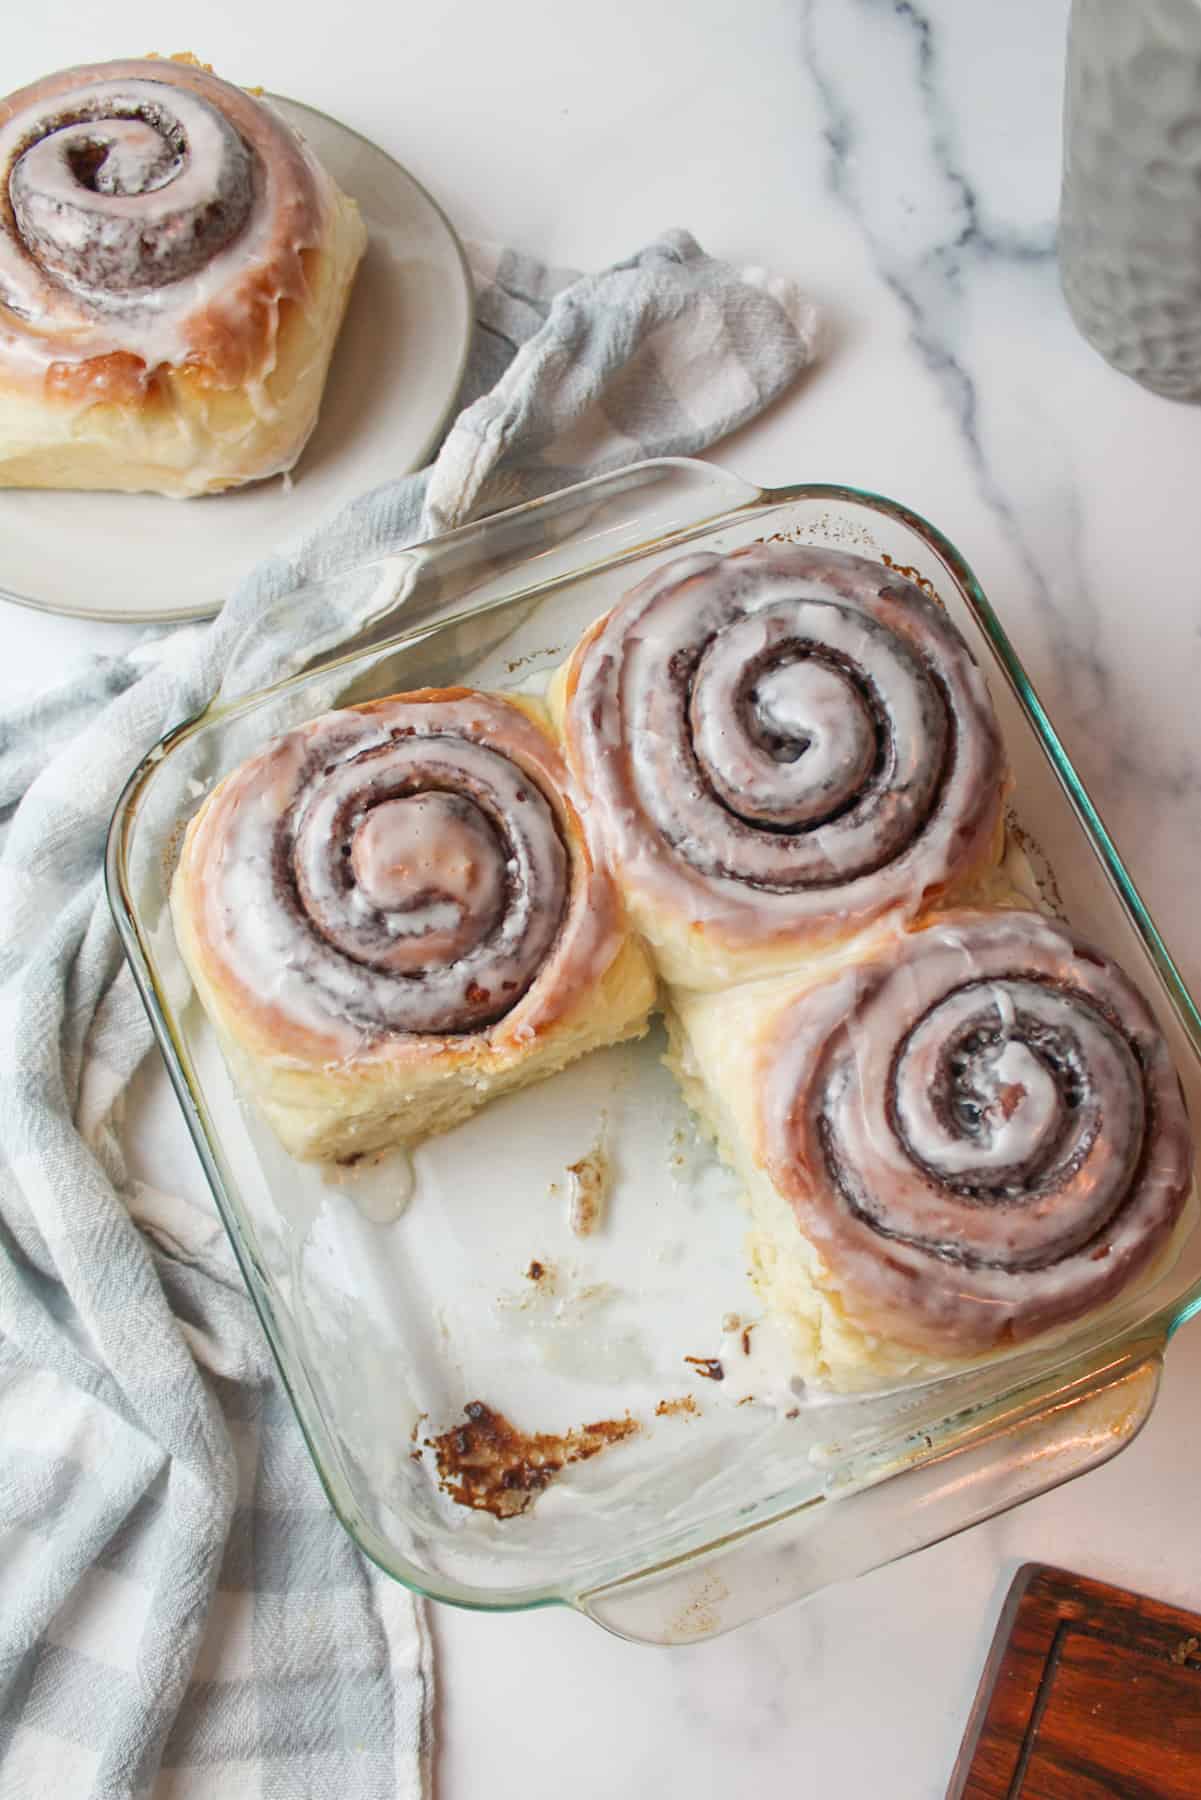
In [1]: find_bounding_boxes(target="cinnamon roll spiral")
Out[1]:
[0,56,366,495]
[556,544,1008,987]
[171,690,656,1161]
[8,83,255,300]
[753,910,1193,1358]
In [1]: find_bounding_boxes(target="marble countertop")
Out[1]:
[8,2,1201,1794]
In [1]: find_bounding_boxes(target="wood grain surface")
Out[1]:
[948,1563,1201,1798]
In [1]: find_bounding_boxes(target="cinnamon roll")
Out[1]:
[171,689,656,1161]
[553,544,1008,988]
[668,910,1193,1387]
[0,55,365,495]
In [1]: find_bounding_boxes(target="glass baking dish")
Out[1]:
[107,458,1201,1644]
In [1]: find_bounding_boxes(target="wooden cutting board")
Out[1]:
[948,1563,1201,1799]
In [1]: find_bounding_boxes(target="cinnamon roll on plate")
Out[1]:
[0,55,366,495]
[552,543,1009,989]
[668,909,1195,1389]
[171,689,656,1162]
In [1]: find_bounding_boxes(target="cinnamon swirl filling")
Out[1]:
[182,691,622,1060]
[759,910,1193,1351]
[563,543,1006,957]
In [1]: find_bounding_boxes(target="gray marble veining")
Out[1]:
[800,0,1201,842]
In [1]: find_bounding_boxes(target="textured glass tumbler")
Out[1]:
[1060,0,1201,400]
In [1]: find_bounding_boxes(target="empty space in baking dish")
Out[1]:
[108,459,1201,1610]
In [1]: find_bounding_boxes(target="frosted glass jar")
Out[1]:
[1060,0,1201,399]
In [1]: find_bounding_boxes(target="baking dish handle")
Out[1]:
[576,1343,1163,1645]
[213,457,763,704]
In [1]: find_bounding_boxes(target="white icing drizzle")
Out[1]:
[9,87,251,297]
[563,544,1006,954]
[758,908,1194,1354]
[348,792,505,954]
[0,59,331,393]
[180,691,627,1063]
[898,1024,1061,1177]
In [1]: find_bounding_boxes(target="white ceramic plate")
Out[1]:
[0,97,474,622]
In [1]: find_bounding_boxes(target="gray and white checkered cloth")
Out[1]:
[0,229,817,1797]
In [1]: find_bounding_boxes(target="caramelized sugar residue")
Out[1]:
[427,1402,639,1519]
[655,1395,699,1418]
[880,552,938,598]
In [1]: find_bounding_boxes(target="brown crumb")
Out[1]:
[784,1407,800,1420]
[426,1402,638,1519]
[525,1260,546,1282]
[736,1395,755,1407]
[566,1139,610,1238]
[655,1395,699,1418]
[504,645,563,674]
[332,1149,389,1173]
[408,1410,428,1444]
[329,1147,391,1178]
[741,1325,755,1356]
[684,1356,724,1382]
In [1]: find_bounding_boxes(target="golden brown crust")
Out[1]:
[0,56,327,400]
[0,56,365,492]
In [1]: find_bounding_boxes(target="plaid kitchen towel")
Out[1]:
[0,228,818,1798]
